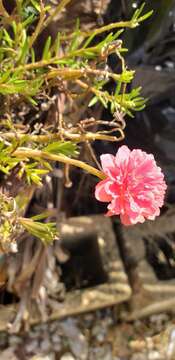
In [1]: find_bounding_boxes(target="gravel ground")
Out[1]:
[0,309,175,359]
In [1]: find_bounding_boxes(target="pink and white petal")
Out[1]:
[95,180,112,202]
[132,214,145,224]
[120,213,132,225]
[107,198,121,215]
[105,210,114,217]
[115,145,130,167]
[120,212,145,226]
[100,154,115,172]
[147,208,160,220]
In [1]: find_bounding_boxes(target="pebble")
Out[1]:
[131,354,147,360]
[89,345,112,360]
[40,338,52,352]
[30,354,55,360]
[25,340,39,354]
[50,322,58,333]
[60,353,75,360]
[51,333,62,352]
[92,324,107,343]
[148,351,163,360]
[60,319,88,360]
[51,333,61,344]
[8,335,22,346]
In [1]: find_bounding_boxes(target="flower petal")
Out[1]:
[100,154,115,172]
[95,179,112,202]
[115,145,130,167]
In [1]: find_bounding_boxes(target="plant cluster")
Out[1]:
[0,0,152,251]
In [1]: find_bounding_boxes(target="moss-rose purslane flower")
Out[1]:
[95,145,167,226]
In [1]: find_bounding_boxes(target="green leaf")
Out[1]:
[44,141,78,157]
[42,36,52,60]
[30,0,41,12]
[3,30,13,47]
[88,96,99,107]
[52,32,61,56]
[19,217,58,245]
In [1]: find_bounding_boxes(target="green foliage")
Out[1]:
[0,2,151,111]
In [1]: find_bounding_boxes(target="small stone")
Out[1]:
[25,340,39,354]
[51,333,62,352]
[131,354,147,360]
[40,323,49,332]
[50,322,58,333]
[148,351,163,360]
[96,332,105,343]
[84,314,94,328]
[30,354,55,360]
[52,342,62,352]
[8,335,22,346]
[51,333,61,344]
[28,331,39,339]
[89,345,112,360]
[60,319,88,360]
[92,324,106,343]
[40,338,52,352]
[60,353,75,360]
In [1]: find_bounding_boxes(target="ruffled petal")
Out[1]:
[100,154,115,172]
[115,145,130,167]
[95,179,112,202]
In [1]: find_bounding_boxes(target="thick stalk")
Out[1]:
[1,130,121,143]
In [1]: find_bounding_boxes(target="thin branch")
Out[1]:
[13,43,125,72]
[29,0,46,49]
[46,67,134,83]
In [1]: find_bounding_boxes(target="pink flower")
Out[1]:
[95,145,167,226]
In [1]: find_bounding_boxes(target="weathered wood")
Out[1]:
[0,216,131,332]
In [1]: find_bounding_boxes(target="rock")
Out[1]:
[9,335,22,346]
[131,354,147,360]
[49,322,58,334]
[148,351,163,360]
[25,340,39,354]
[29,354,55,360]
[40,338,52,352]
[89,345,113,360]
[51,333,62,352]
[60,319,88,360]
[51,333,61,344]
[92,324,106,343]
[60,353,75,360]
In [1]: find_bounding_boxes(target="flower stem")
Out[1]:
[14,148,106,180]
